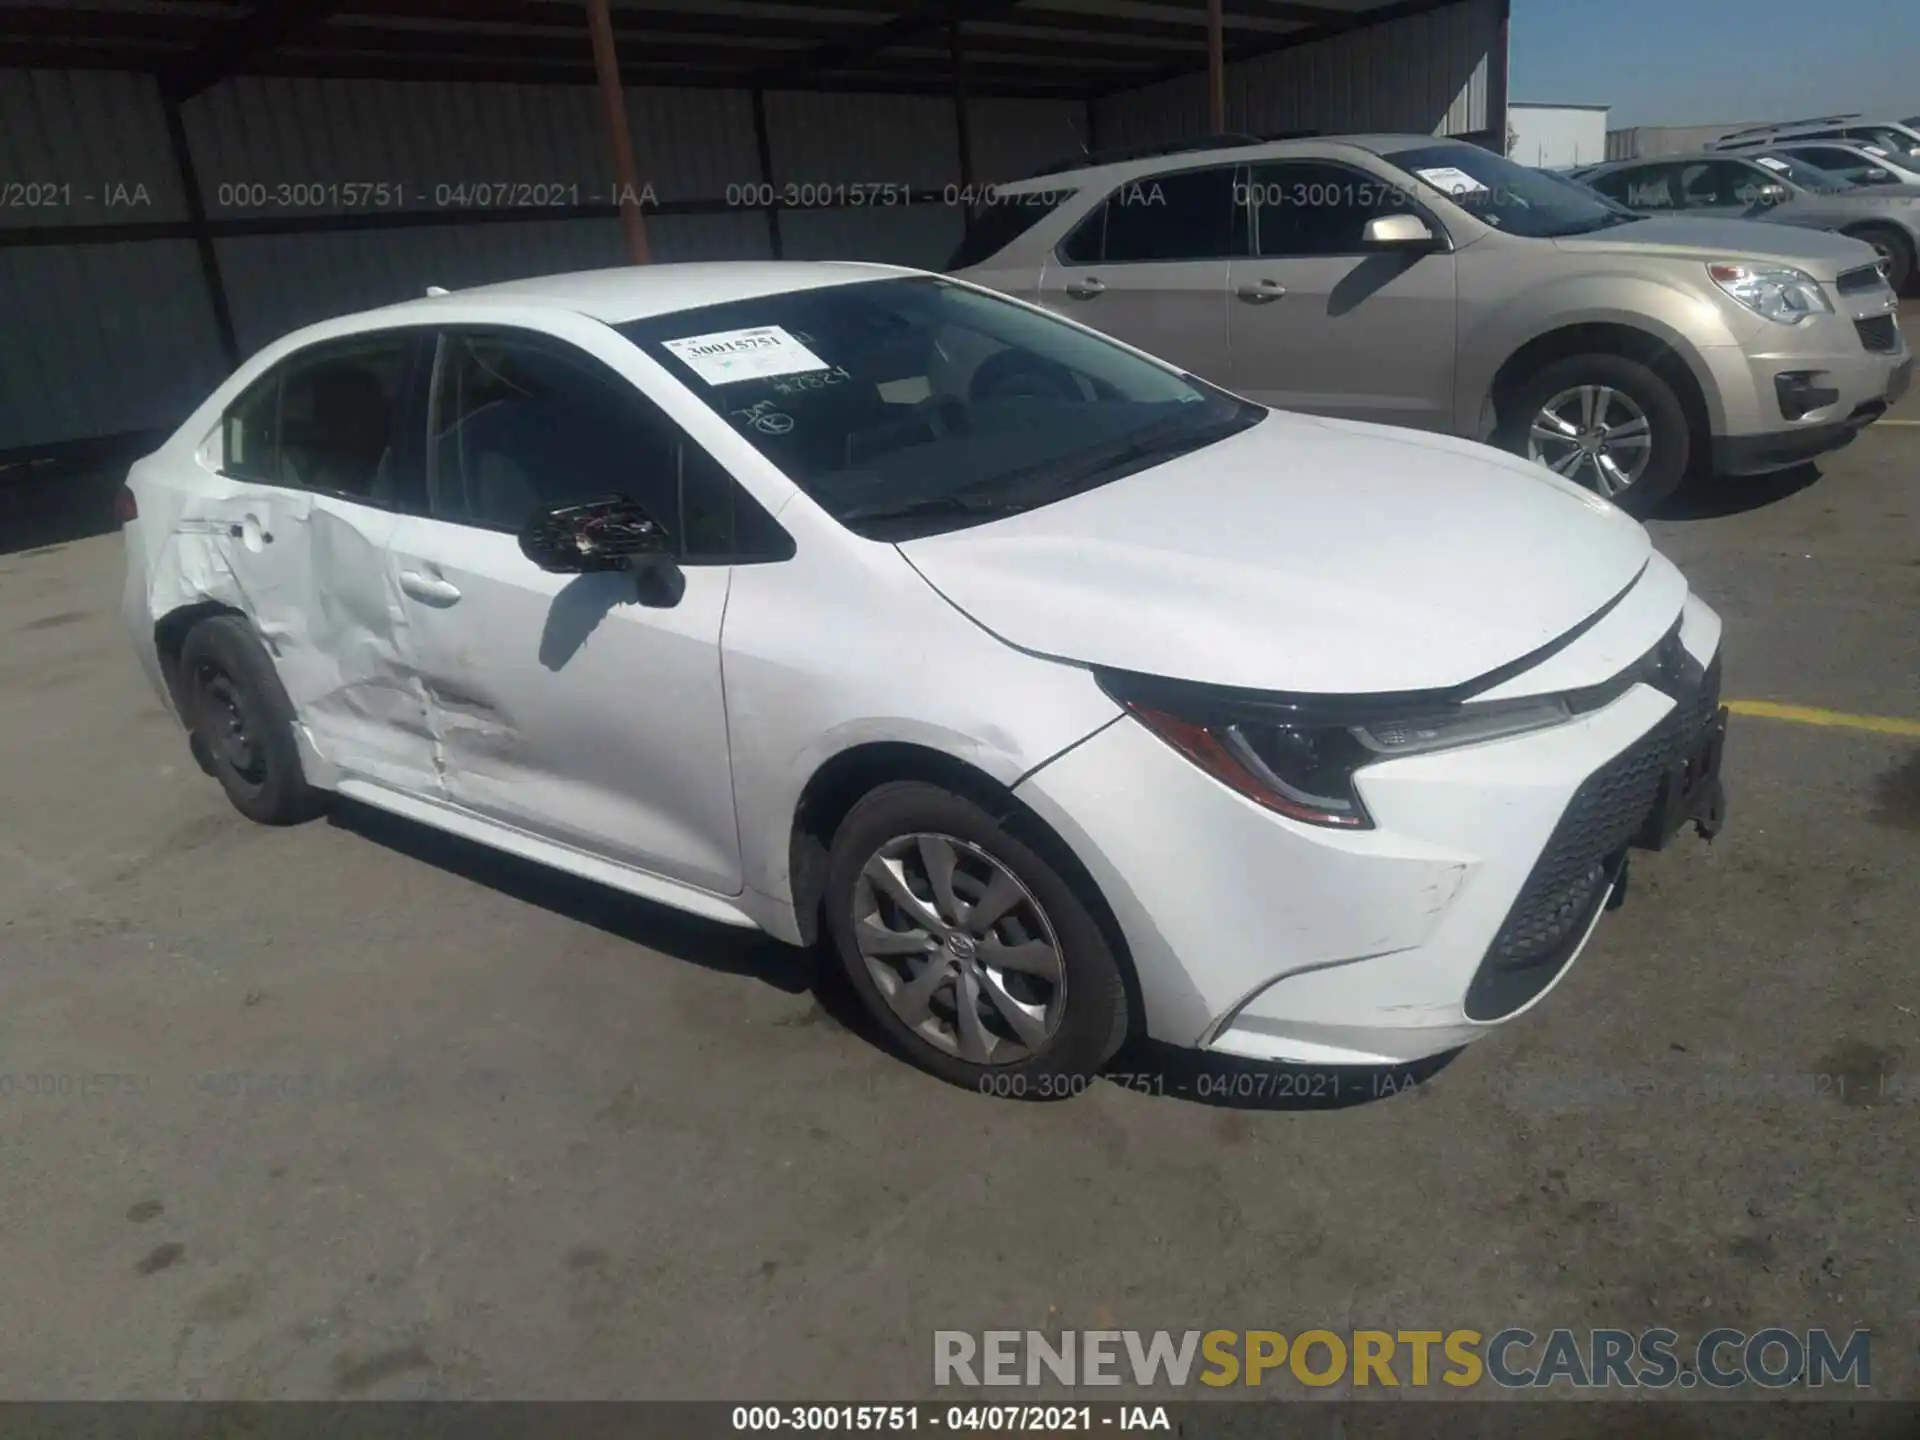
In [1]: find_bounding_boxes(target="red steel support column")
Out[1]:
[586,0,650,264]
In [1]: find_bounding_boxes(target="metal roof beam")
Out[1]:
[163,0,348,102]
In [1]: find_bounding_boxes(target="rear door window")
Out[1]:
[1061,165,1246,264]
[220,334,420,506]
[945,189,1076,271]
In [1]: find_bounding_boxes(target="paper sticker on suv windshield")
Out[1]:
[1755,156,1791,172]
[1414,166,1488,196]
[663,326,829,384]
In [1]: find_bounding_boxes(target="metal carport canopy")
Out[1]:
[0,0,1473,103]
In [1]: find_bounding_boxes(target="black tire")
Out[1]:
[177,616,327,826]
[1496,352,1691,517]
[824,781,1128,1096]
[1851,224,1914,295]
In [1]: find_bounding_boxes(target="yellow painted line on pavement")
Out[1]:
[1878,419,1920,426]
[1728,700,1920,738]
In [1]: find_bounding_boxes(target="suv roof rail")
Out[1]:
[1712,114,1865,146]
[1023,132,1278,178]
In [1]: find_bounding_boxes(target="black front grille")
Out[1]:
[1464,648,1722,1023]
[1837,264,1888,295]
[1856,314,1900,354]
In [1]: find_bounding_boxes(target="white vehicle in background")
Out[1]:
[121,262,1728,1092]
[1745,140,1920,189]
[1710,115,1920,163]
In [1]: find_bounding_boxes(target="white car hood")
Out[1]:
[897,412,1652,695]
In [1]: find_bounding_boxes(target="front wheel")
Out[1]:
[823,781,1128,1095]
[1497,353,1691,516]
[1852,225,1914,295]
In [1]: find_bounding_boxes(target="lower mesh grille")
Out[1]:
[1465,650,1721,1022]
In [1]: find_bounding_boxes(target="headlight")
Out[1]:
[1098,674,1574,830]
[1708,262,1833,324]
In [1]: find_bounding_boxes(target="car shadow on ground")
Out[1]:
[1651,461,1825,521]
[331,801,1459,1110]
[0,467,124,556]
[339,800,1467,1109]
[1103,1036,1461,1112]
[329,799,825,997]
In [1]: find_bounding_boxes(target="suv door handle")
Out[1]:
[1064,278,1106,299]
[400,571,462,605]
[1236,281,1287,304]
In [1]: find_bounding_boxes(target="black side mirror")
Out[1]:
[519,495,673,574]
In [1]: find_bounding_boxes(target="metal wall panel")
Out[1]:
[181,77,761,215]
[0,69,189,228]
[214,212,774,357]
[1605,124,1753,161]
[966,98,1090,183]
[765,92,961,190]
[0,241,228,449]
[778,204,966,272]
[1093,0,1498,149]
[215,219,628,356]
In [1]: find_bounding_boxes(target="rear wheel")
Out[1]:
[824,781,1127,1095]
[1498,353,1691,516]
[178,616,326,826]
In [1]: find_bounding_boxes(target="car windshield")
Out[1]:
[1748,153,1853,191]
[619,276,1262,539]
[1382,142,1640,237]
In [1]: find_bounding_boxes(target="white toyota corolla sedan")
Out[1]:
[120,261,1729,1093]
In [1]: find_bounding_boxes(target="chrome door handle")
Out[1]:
[1236,282,1286,304]
[1064,278,1106,299]
[399,571,462,604]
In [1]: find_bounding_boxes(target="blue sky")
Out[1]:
[1511,0,1919,128]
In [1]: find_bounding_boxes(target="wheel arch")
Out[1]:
[1486,321,1716,471]
[153,600,250,722]
[786,739,1147,1040]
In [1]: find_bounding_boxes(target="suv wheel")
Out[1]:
[1499,353,1690,515]
[824,781,1127,1095]
[1852,225,1914,295]
[179,616,327,826]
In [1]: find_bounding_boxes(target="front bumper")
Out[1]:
[1014,593,1725,1068]
[1704,302,1911,476]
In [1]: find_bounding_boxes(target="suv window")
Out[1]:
[221,336,415,502]
[1674,160,1769,207]
[1060,165,1245,264]
[428,332,788,561]
[945,189,1075,271]
[1589,164,1677,210]
[1788,145,1890,183]
[1245,161,1429,257]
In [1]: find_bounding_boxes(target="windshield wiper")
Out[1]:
[839,492,1039,525]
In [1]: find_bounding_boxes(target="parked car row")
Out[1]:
[1576,150,1920,293]
[952,132,1912,514]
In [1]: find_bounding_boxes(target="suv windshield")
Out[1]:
[620,277,1262,539]
[1748,153,1852,191]
[1383,142,1640,237]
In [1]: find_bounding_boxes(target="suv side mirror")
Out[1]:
[519,494,673,574]
[1361,213,1439,251]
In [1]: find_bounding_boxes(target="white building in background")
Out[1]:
[1508,101,1612,168]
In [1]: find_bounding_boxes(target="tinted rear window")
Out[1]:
[944,189,1076,271]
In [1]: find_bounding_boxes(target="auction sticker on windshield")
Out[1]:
[1414,166,1489,196]
[663,325,829,384]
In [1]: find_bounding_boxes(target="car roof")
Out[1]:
[368,260,918,326]
[988,133,1469,193]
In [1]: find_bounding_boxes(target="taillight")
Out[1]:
[113,484,138,525]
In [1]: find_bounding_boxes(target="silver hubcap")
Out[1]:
[852,833,1066,1066]
[1528,385,1654,497]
